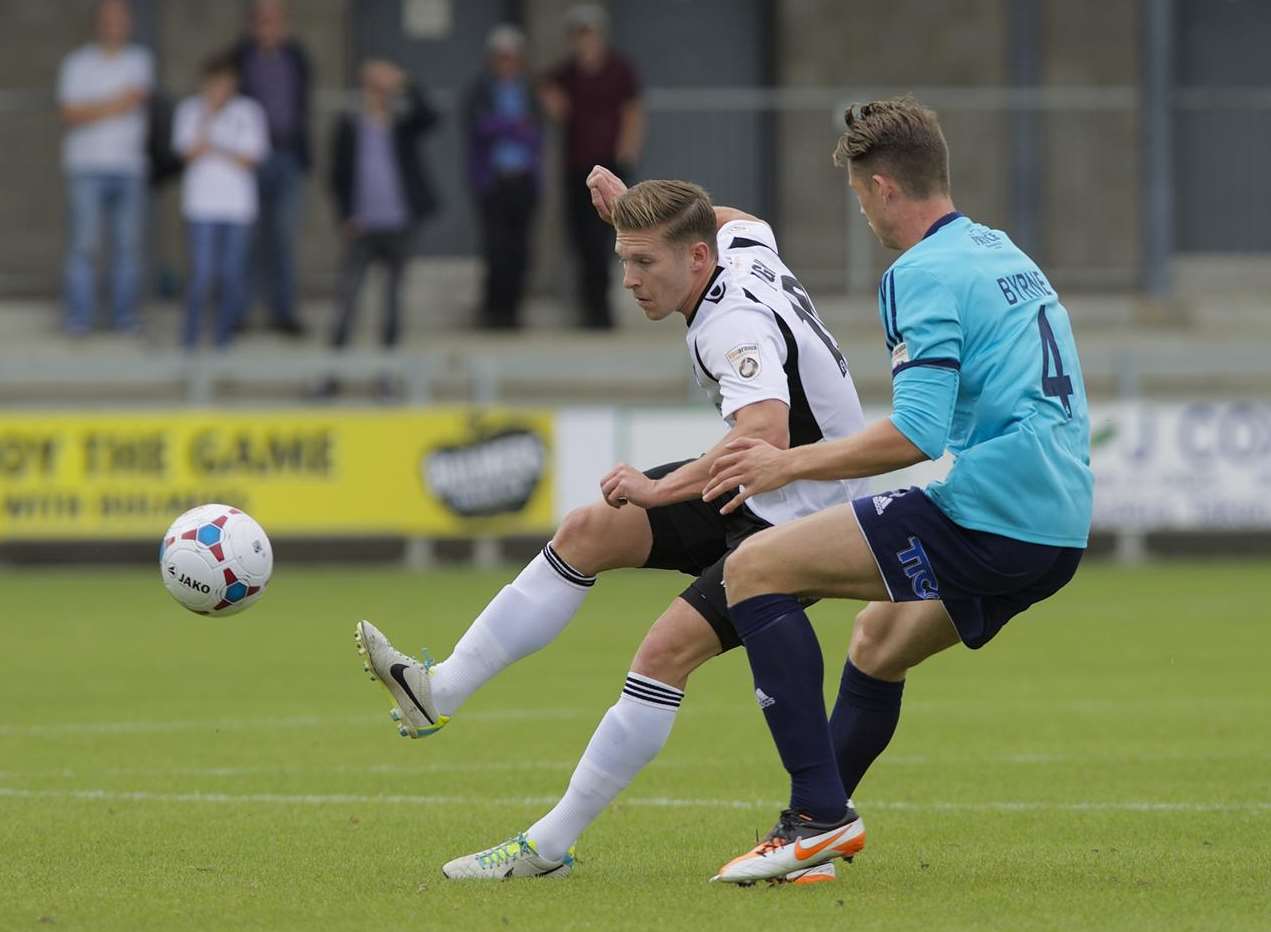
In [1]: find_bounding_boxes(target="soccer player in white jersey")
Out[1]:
[355,168,868,881]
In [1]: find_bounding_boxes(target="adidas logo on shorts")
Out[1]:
[755,688,775,709]
[873,495,895,516]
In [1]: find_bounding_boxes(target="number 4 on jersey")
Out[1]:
[1038,305,1073,417]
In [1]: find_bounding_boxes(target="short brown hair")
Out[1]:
[612,180,717,252]
[833,96,950,198]
[201,50,239,81]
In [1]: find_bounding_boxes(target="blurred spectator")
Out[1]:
[57,0,153,336]
[465,25,543,331]
[173,54,269,350]
[541,5,643,330]
[328,60,438,354]
[234,0,310,336]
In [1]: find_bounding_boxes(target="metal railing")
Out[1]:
[1,337,1269,408]
[6,83,1271,296]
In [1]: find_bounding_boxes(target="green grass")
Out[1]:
[1,561,1269,931]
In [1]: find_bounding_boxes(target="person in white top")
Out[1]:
[352,169,870,882]
[57,0,154,335]
[172,54,269,349]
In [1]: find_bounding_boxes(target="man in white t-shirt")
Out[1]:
[57,0,154,335]
[173,54,269,349]
[354,170,870,882]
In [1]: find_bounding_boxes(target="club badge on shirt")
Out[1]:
[891,341,910,371]
[726,343,762,380]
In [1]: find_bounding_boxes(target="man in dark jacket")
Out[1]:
[326,59,438,369]
[541,5,643,330]
[464,25,543,330]
[234,0,311,336]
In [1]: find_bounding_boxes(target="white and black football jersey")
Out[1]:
[686,219,868,526]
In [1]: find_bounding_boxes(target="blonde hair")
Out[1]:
[611,180,717,252]
[833,96,950,198]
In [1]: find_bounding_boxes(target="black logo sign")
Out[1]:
[176,571,211,593]
[423,428,546,518]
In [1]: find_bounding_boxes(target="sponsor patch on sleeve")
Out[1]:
[891,341,910,371]
[725,343,762,380]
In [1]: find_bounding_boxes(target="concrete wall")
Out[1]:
[773,0,1144,291]
[1040,0,1139,285]
[774,0,1012,291]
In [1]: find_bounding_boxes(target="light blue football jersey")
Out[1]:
[880,213,1092,548]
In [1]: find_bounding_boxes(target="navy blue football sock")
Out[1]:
[829,659,905,798]
[730,593,847,823]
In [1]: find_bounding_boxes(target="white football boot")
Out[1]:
[354,620,448,738]
[442,833,575,880]
[712,805,865,885]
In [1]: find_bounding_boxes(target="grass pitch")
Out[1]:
[2,560,1269,931]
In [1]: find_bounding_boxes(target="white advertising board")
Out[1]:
[1090,401,1271,530]
[558,402,1271,532]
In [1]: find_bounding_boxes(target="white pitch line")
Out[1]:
[0,761,585,780]
[0,786,1266,814]
[3,750,1265,778]
[0,709,591,737]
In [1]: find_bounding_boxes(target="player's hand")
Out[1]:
[587,165,627,224]
[702,438,792,515]
[600,462,659,509]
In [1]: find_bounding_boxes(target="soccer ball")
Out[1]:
[159,504,273,616]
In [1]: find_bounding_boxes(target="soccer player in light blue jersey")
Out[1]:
[701,96,1093,884]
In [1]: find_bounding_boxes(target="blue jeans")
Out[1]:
[63,171,145,332]
[254,150,303,324]
[184,220,252,349]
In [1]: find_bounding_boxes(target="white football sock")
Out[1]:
[527,673,684,862]
[429,545,594,717]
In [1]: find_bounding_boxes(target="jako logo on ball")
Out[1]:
[160,504,273,616]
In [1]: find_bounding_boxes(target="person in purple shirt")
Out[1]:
[541,5,644,330]
[464,25,543,330]
[323,60,439,397]
[233,0,311,336]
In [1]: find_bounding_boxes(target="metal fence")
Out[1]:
[3,82,1271,297]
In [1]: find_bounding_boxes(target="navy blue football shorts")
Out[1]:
[852,487,1084,649]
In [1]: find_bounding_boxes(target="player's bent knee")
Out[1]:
[630,618,719,691]
[551,503,635,575]
[552,506,590,546]
[849,604,904,680]
[631,641,693,691]
[721,537,774,598]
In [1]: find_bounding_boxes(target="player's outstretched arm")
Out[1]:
[588,165,763,232]
[599,399,790,510]
[703,419,927,514]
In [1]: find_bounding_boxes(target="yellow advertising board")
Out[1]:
[0,408,555,540]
